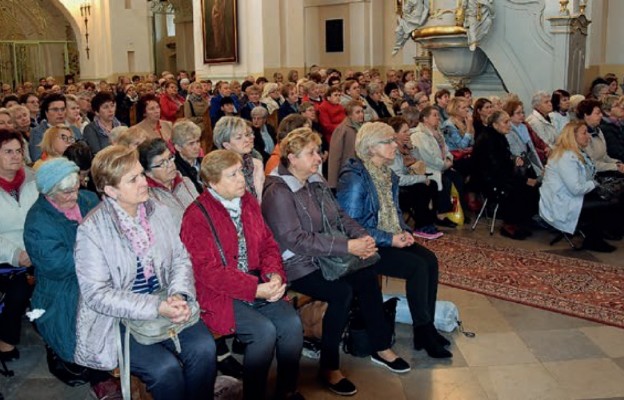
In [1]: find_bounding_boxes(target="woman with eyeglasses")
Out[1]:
[213,116,264,201]
[33,124,76,170]
[137,138,199,227]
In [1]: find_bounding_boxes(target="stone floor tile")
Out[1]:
[543,358,624,399]
[400,367,488,400]
[580,326,624,358]
[473,364,568,400]
[517,329,606,362]
[455,332,538,367]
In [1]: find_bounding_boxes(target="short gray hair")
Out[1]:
[172,120,201,146]
[367,82,382,95]
[250,106,268,118]
[47,172,79,197]
[213,116,248,149]
[531,91,550,109]
[592,83,609,99]
[355,122,394,161]
[404,81,418,92]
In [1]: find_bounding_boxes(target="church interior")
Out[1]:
[2,0,624,399]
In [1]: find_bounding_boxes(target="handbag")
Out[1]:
[342,297,398,357]
[314,192,380,281]
[45,344,90,387]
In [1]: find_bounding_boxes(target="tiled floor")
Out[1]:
[2,221,624,400]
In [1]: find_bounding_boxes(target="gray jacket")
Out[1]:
[73,198,196,370]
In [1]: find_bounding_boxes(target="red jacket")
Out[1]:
[317,100,346,144]
[180,191,287,335]
[159,94,184,123]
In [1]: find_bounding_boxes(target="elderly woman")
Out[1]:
[74,145,216,400]
[540,121,616,252]
[213,116,264,201]
[251,106,277,163]
[261,83,283,115]
[0,129,37,362]
[526,91,558,148]
[181,150,303,400]
[172,120,204,193]
[365,83,391,120]
[578,99,624,174]
[340,80,376,122]
[387,116,441,239]
[601,95,624,162]
[83,92,122,154]
[504,100,548,179]
[159,80,184,123]
[240,84,265,121]
[263,128,410,397]
[0,108,14,130]
[33,124,76,170]
[411,107,464,228]
[135,94,175,153]
[441,97,475,152]
[472,111,540,240]
[138,138,199,226]
[184,82,209,131]
[327,101,364,189]
[335,122,451,359]
[23,158,99,374]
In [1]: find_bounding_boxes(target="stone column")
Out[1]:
[547,14,591,94]
[169,0,195,72]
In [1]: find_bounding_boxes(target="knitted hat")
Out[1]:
[36,157,79,195]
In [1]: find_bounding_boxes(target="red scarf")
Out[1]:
[0,168,26,200]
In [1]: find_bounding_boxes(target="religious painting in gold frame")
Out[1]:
[201,0,238,64]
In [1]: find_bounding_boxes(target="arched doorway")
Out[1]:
[0,0,81,86]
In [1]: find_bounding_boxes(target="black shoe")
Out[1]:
[602,230,623,241]
[370,353,411,374]
[427,323,451,347]
[0,348,19,361]
[436,218,458,228]
[413,326,453,358]
[231,337,246,355]
[583,237,617,253]
[217,355,244,379]
[320,376,357,396]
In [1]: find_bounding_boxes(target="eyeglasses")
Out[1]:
[59,134,76,144]
[150,155,175,169]
[48,107,66,113]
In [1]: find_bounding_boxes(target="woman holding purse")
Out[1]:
[262,128,410,397]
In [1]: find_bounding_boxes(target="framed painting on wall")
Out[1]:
[201,0,238,64]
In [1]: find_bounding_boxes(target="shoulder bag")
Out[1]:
[314,189,380,281]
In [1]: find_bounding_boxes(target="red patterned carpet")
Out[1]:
[420,236,624,328]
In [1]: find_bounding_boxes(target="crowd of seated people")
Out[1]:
[1,68,624,400]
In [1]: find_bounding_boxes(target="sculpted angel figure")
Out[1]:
[464,0,494,51]
[392,0,430,55]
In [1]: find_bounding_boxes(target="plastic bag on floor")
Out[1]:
[214,375,243,400]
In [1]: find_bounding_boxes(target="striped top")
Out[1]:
[132,258,161,294]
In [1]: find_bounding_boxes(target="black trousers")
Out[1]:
[439,169,465,214]
[399,181,438,228]
[500,183,539,226]
[0,269,31,346]
[290,268,391,371]
[375,244,439,327]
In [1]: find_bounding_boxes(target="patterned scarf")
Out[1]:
[364,160,402,234]
[208,188,248,273]
[107,197,156,279]
[0,168,26,201]
[428,125,447,160]
[46,196,83,223]
[242,153,258,198]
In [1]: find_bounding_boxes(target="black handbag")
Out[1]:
[314,191,380,281]
[45,345,90,387]
[342,297,398,357]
